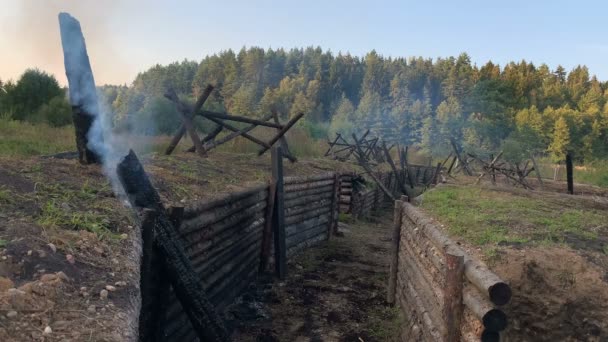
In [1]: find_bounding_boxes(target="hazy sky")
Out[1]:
[1,0,607,85]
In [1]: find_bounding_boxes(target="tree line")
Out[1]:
[3,47,608,162]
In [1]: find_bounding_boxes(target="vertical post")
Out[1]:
[260,181,276,273]
[58,13,102,165]
[271,146,287,279]
[387,199,404,304]
[566,153,574,195]
[432,162,442,185]
[529,154,544,190]
[328,173,340,239]
[443,248,465,342]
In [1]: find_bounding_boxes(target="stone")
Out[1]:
[56,272,69,282]
[47,243,57,253]
[37,250,46,258]
[43,326,52,335]
[27,250,32,256]
[66,255,75,264]
[6,311,17,318]
[105,285,116,292]
[87,305,96,313]
[120,234,128,239]
[100,289,108,300]
[114,281,127,287]
[40,274,58,282]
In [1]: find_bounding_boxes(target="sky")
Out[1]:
[1,0,607,86]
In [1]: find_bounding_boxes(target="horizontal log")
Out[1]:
[198,110,283,129]
[182,201,266,245]
[286,214,330,237]
[285,199,331,217]
[287,231,327,256]
[213,265,258,311]
[183,184,268,219]
[181,190,268,233]
[284,178,335,192]
[481,330,500,342]
[286,207,332,226]
[185,215,264,267]
[285,193,334,209]
[284,172,335,185]
[287,221,329,247]
[284,185,334,201]
[398,266,445,341]
[206,241,262,300]
[192,218,264,275]
[402,203,512,306]
[463,287,508,332]
[397,249,443,315]
[400,215,445,271]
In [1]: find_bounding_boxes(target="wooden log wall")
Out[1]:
[284,172,338,256]
[159,186,269,341]
[348,171,399,219]
[392,202,511,342]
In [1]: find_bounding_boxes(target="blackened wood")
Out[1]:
[325,134,341,156]
[260,180,276,272]
[258,112,305,157]
[271,146,287,279]
[199,110,284,128]
[447,156,457,175]
[443,249,465,342]
[284,173,335,185]
[382,142,411,197]
[272,109,297,162]
[352,134,396,201]
[205,115,273,149]
[463,287,508,332]
[183,184,268,218]
[481,330,500,342]
[530,154,544,190]
[450,138,472,176]
[139,209,168,342]
[204,113,272,152]
[387,199,403,304]
[566,153,574,194]
[186,124,223,152]
[164,88,206,157]
[58,13,102,165]
[165,84,214,155]
[329,173,340,238]
[432,162,442,185]
[116,150,229,341]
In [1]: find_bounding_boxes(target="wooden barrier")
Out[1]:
[392,202,511,341]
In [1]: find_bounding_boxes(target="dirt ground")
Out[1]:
[228,208,401,342]
[0,152,363,341]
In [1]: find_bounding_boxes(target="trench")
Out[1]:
[227,207,400,341]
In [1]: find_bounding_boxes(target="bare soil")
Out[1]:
[228,210,401,341]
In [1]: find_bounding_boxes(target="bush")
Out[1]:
[34,96,72,127]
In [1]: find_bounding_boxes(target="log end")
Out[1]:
[489,282,512,306]
[481,329,500,342]
[482,309,508,332]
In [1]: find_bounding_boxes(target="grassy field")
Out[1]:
[421,185,608,254]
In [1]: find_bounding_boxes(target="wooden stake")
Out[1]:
[272,109,297,162]
[271,146,287,279]
[164,88,208,157]
[443,249,465,342]
[258,112,305,157]
[387,199,404,304]
[259,181,275,273]
[530,154,544,190]
[165,85,214,155]
[566,153,574,195]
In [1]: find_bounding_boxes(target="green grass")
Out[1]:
[537,158,608,188]
[421,186,606,248]
[0,118,75,157]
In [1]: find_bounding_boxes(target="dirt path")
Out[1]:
[229,208,400,341]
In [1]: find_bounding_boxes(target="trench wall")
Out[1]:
[158,173,340,341]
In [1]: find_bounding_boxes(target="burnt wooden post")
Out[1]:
[382,142,411,197]
[387,199,404,304]
[271,146,287,279]
[117,151,229,341]
[443,249,465,342]
[432,162,442,185]
[272,109,297,163]
[164,88,207,157]
[58,13,102,165]
[566,153,574,195]
[328,173,340,238]
[260,180,276,273]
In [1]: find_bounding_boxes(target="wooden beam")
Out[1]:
[272,109,297,162]
[165,85,214,155]
[443,249,465,342]
[566,153,574,195]
[387,199,403,304]
[382,142,411,197]
[271,146,287,279]
[199,110,283,128]
[58,13,102,165]
[352,134,396,201]
[204,114,271,151]
[258,112,305,157]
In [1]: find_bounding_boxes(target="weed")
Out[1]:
[0,186,13,204]
[0,239,7,248]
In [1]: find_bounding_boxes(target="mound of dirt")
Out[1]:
[494,247,608,341]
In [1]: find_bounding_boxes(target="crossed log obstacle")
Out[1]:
[164,85,302,162]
